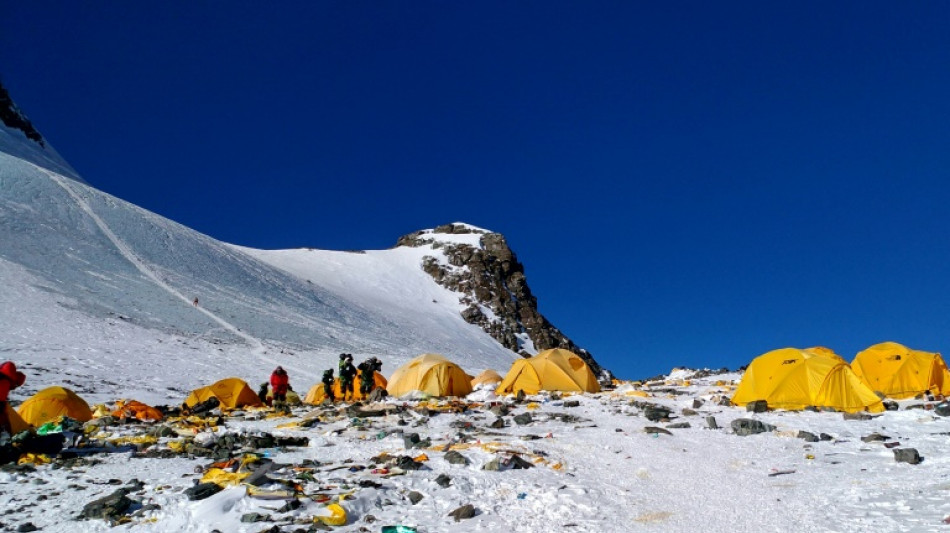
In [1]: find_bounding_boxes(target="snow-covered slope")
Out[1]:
[0,149,517,405]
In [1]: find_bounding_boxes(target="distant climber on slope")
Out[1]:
[192,297,199,307]
[0,361,26,435]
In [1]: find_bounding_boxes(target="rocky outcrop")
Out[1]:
[0,81,44,146]
[396,223,605,377]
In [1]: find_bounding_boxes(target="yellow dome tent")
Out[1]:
[731,347,884,413]
[386,354,472,398]
[495,349,601,395]
[184,378,263,410]
[4,402,31,434]
[303,372,388,404]
[471,369,503,388]
[17,386,93,426]
[852,341,950,399]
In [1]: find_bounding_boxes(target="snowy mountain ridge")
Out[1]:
[0,92,605,404]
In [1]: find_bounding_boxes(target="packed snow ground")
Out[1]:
[4,373,950,532]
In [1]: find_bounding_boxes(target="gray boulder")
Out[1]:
[513,413,533,425]
[448,504,476,522]
[745,400,768,413]
[894,448,922,465]
[731,418,775,436]
[444,451,470,465]
[79,488,134,522]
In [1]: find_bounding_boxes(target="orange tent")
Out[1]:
[112,400,163,421]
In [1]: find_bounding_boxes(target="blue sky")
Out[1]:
[3,2,950,379]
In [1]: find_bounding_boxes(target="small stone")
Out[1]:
[489,405,510,417]
[435,473,452,488]
[16,523,38,532]
[79,488,134,522]
[692,399,704,409]
[643,406,671,422]
[444,451,470,465]
[241,513,268,523]
[448,504,476,522]
[894,448,922,465]
[705,416,719,430]
[935,402,950,417]
[489,417,506,429]
[746,400,768,413]
[861,433,890,443]
[563,400,580,408]
[184,482,223,501]
[882,401,899,411]
[644,426,673,435]
[408,491,424,505]
[819,433,833,441]
[797,431,819,442]
[681,408,698,416]
[666,422,690,429]
[731,418,775,436]
[843,412,875,421]
[513,413,533,426]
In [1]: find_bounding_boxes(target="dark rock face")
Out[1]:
[0,82,44,146]
[396,224,604,376]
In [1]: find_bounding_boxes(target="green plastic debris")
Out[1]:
[36,422,63,435]
[381,527,418,533]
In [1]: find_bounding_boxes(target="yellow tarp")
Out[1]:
[201,468,250,487]
[17,386,93,426]
[852,341,950,399]
[496,349,600,395]
[184,378,263,410]
[303,372,388,404]
[386,354,473,398]
[732,347,884,413]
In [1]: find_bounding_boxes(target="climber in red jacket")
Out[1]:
[0,361,26,435]
[270,366,290,409]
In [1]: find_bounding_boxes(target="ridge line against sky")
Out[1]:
[3,2,950,379]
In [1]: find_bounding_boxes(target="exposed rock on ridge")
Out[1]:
[397,223,604,376]
[0,81,44,146]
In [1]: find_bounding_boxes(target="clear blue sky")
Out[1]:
[4,2,950,379]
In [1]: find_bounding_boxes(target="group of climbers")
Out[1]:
[258,354,383,407]
[317,354,384,403]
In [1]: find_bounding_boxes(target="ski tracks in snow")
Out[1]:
[40,168,318,375]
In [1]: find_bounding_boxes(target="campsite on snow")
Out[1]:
[4,4,950,527]
[4,99,950,532]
